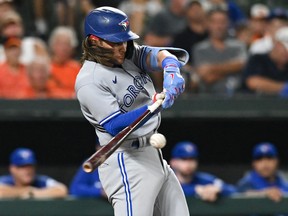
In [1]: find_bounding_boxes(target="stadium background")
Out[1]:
[1,0,288,215]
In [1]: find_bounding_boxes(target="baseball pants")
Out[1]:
[98,140,190,216]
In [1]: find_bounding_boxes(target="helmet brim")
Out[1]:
[100,31,139,43]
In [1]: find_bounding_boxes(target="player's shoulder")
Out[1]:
[34,175,60,188]
[0,175,14,185]
[75,60,100,91]
[195,172,218,181]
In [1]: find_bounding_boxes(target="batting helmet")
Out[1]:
[84,7,139,43]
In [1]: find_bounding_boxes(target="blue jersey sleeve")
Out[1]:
[69,167,102,198]
[237,174,254,192]
[132,45,189,72]
[101,105,148,136]
[0,175,14,186]
[220,183,237,196]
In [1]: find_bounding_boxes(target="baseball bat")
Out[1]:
[82,99,163,173]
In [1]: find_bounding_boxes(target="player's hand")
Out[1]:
[163,57,185,95]
[163,67,185,98]
[195,185,220,202]
[264,187,282,202]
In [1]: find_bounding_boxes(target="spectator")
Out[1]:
[235,24,252,49]
[143,0,187,46]
[243,27,288,96]
[0,36,29,98]
[0,148,67,198]
[193,8,247,94]
[119,0,162,36]
[49,26,80,96]
[202,0,245,27]
[0,11,48,64]
[0,0,14,20]
[237,143,288,202]
[170,141,236,202]
[172,0,208,63]
[250,8,288,55]
[70,167,105,198]
[19,57,73,99]
[249,4,270,44]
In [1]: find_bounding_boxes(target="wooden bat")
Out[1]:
[82,99,163,173]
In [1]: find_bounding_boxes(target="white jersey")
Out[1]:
[75,46,160,145]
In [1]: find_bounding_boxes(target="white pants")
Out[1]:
[99,144,190,216]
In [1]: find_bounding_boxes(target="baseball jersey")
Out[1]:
[181,172,236,197]
[237,170,288,193]
[70,167,102,197]
[0,175,61,188]
[75,45,188,145]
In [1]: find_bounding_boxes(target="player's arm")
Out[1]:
[31,183,67,198]
[29,177,67,198]
[246,76,286,94]
[133,45,189,108]
[0,184,30,198]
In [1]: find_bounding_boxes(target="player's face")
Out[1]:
[172,158,198,176]
[10,165,35,186]
[253,157,278,178]
[101,40,127,65]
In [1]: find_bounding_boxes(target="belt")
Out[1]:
[120,131,154,149]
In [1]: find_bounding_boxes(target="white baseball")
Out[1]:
[149,133,166,149]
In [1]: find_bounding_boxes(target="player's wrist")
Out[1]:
[162,57,181,73]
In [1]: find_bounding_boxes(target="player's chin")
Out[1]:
[115,56,125,65]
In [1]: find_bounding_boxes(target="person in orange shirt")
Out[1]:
[19,57,74,99]
[0,36,29,99]
[48,26,80,96]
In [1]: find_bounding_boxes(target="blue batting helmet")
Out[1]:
[84,7,139,43]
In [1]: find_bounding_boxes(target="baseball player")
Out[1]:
[237,142,288,202]
[170,141,236,202]
[75,6,189,216]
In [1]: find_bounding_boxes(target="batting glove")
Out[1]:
[162,57,185,108]
[162,91,174,109]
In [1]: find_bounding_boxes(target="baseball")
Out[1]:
[150,133,167,149]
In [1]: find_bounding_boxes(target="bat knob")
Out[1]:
[83,162,93,173]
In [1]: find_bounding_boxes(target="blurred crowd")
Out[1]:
[0,0,288,99]
[1,141,287,203]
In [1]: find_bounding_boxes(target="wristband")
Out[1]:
[162,57,181,70]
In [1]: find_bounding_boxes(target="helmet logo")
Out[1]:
[118,19,129,31]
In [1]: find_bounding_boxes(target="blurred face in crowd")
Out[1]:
[0,3,14,19]
[1,22,23,37]
[170,0,187,15]
[250,18,267,35]
[269,18,288,37]
[272,41,288,65]
[171,158,198,177]
[5,45,21,66]
[10,165,35,186]
[186,3,206,26]
[51,34,74,63]
[27,61,50,91]
[208,11,228,40]
[253,157,278,178]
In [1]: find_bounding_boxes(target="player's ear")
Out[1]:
[88,35,100,47]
